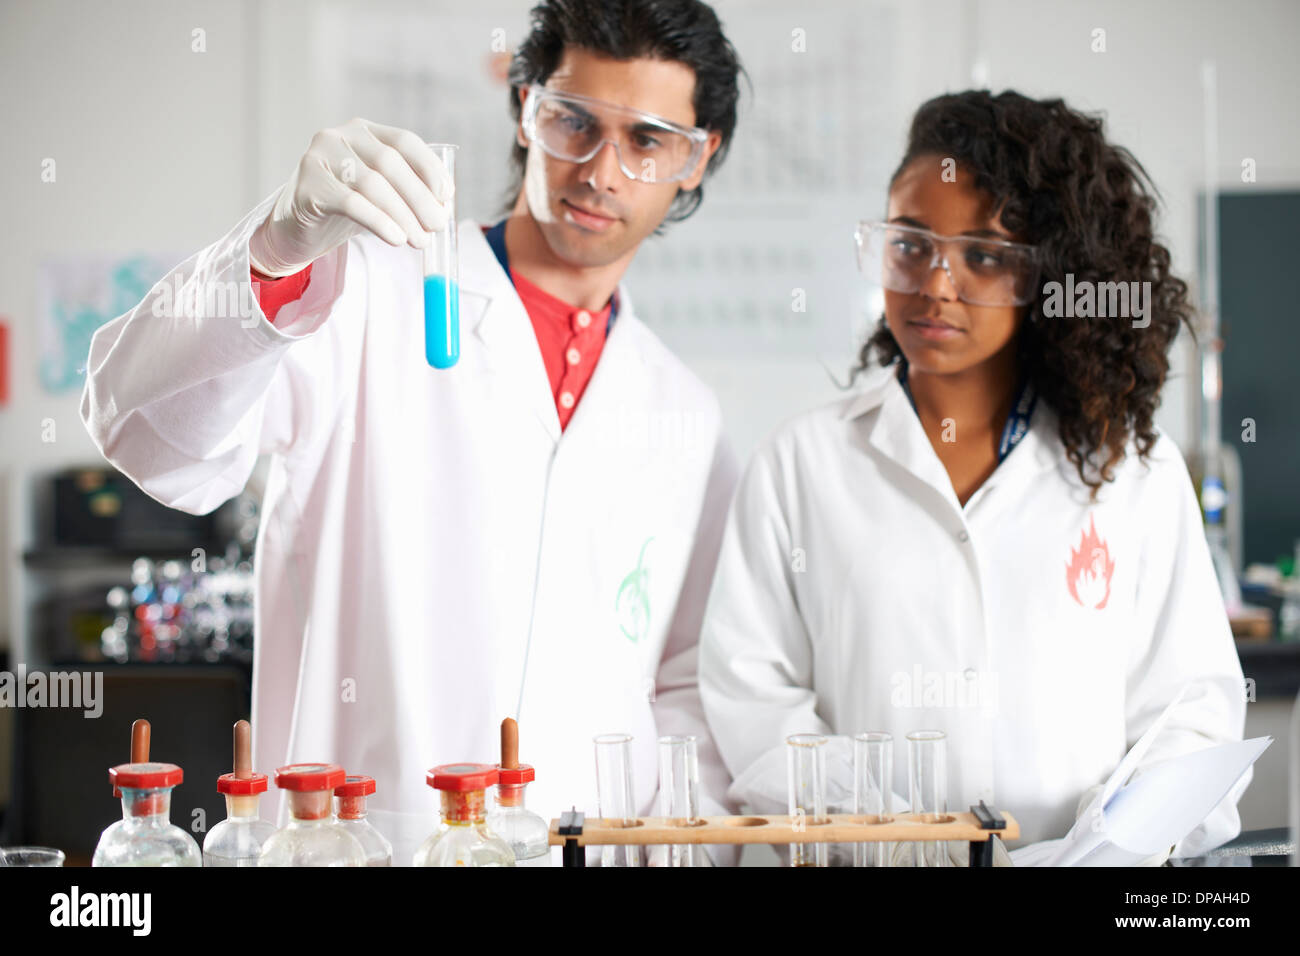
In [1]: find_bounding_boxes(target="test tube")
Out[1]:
[594,733,640,867]
[422,142,459,369]
[658,735,705,867]
[786,733,828,867]
[853,732,893,867]
[907,730,948,867]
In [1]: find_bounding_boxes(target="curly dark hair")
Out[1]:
[504,0,746,224]
[856,90,1195,498]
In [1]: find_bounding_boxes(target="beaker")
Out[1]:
[787,733,828,867]
[853,732,893,867]
[423,142,459,369]
[907,730,948,867]
[658,735,708,866]
[594,733,640,867]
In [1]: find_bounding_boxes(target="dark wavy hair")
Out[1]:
[856,90,1195,498]
[504,0,745,224]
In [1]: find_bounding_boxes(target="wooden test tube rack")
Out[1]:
[548,802,1020,867]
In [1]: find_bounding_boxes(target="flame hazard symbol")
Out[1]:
[1066,514,1115,609]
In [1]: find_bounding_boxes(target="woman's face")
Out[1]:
[883,154,1029,377]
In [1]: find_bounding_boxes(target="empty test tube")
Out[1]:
[658,735,706,867]
[907,729,948,867]
[594,733,640,867]
[786,733,828,867]
[853,732,893,867]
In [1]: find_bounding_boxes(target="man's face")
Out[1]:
[883,154,1028,376]
[516,48,721,268]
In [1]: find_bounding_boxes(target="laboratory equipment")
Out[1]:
[657,735,709,867]
[487,717,549,866]
[112,717,151,798]
[203,719,274,867]
[257,764,366,867]
[594,733,640,867]
[908,730,949,867]
[853,732,893,867]
[93,762,202,867]
[413,763,516,867]
[423,142,459,369]
[0,847,65,867]
[334,774,393,866]
[786,733,828,867]
[547,806,1017,868]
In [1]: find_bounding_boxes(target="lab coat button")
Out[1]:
[574,309,592,329]
[964,668,977,680]
[957,530,970,542]
[559,390,576,409]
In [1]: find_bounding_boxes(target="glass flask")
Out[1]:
[488,718,549,866]
[334,774,393,867]
[93,762,202,867]
[414,763,516,867]
[257,763,366,867]
[203,719,275,867]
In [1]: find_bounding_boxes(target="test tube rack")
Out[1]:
[548,801,1018,867]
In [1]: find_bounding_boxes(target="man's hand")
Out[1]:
[249,118,454,277]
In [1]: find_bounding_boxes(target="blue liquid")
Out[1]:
[423,274,460,368]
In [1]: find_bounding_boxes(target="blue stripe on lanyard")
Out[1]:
[896,361,1037,465]
[483,219,618,333]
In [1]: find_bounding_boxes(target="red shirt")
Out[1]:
[251,250,612,432]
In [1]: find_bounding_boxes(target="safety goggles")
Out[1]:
[854,221,1040,307]
[521,84,710,184]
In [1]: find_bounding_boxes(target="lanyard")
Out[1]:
[483,219,619,333]
[896,361,1037,465]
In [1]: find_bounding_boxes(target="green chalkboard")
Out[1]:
[1218,191,1300,567]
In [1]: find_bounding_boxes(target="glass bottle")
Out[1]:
[487,717,550,866]
[93,762,202,867]
[203,719,275,867]
[334,774,393,866]
[414,763,516,867]
[257,763,366,867]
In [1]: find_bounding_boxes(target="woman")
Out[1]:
[698,90,1247,863]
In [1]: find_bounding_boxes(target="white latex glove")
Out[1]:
[249,118,453,277]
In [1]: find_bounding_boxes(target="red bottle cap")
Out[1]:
[217,771,269,795]
[496,763,535,786]
[427,763,498,792]
[274,763,346,792]
[334,774,376,797]
[109,762,183,790]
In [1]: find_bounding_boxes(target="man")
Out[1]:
[81,0,744,865]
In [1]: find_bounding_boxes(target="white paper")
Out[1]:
[1042,685,1269,866]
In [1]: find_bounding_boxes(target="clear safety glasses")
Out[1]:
[521,84,710,184]
[854,221,1040,307]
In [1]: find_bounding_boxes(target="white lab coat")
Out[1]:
[81,192,741,865]
[699,363,1249,861]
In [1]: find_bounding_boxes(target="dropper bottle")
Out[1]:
[487,717,550,866]
[203,720,275,867]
